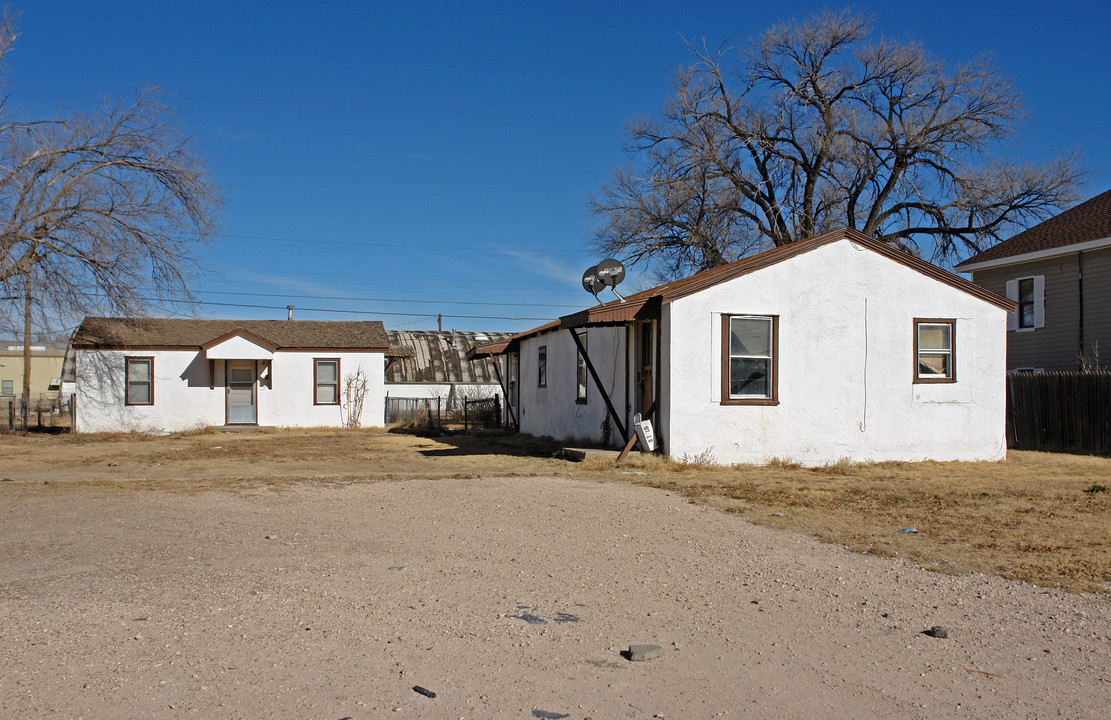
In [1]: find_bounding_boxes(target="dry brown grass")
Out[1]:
[604,451,1111,592]
[1,428,1108,592]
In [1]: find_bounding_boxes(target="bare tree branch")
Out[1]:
[0,10,220,406]
[0,18,220,334]
[590,9,1084,278]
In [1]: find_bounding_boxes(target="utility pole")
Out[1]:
[21,273,32,429]
[437,313,442,332]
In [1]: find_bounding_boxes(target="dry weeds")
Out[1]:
[1,428,1108,592]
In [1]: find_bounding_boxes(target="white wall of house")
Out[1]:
[663,238,1008,466]
[516,327,627,445]
[75,348,385,432]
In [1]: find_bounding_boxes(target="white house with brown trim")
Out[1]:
[69,317,388,432]
[473,228,1014,466]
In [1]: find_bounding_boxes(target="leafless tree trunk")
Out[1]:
[0,11,220,412]
[590,10,1084,280]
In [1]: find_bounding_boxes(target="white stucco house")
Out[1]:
[69,317,388,432]
[472,228,1014,466]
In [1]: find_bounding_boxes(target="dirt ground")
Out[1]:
[1,429,1109,718]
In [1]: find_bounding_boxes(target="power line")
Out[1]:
[195,288,581,309]
[218,232,588,255]
[127,296,555,321]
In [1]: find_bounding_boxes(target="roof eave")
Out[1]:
[955,235,1111,272]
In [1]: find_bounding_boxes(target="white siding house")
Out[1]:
[474,228,1014,466]
[70,318,388,432]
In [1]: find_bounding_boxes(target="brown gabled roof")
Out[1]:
[478,228,1013,352]
[71,317,390,350]
[956,189,1111,269]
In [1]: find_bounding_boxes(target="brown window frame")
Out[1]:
[313,357,341,405]
[720,314,779,406]
[538,345,547,388]
[575,332,588,405]
[125,356,155,406]
[913,319,956,384]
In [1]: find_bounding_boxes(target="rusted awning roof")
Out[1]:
[468,320,561,358]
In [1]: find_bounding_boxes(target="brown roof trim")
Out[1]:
[71,344,201,351]
[200,328,279,352]
[842,232,1014,311]
[469,320,562,357]
[277,346,388,352]
[466,340,510,359]
[559,296,660,329]
[471,228,1013,355]
[73,343,388,352]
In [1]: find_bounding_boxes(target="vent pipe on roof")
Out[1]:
[287,305,294,320]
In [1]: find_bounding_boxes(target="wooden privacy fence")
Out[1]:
[1007,371,1111,454]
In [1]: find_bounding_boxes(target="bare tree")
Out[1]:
[0,12,220,413]
[590,10,1084,279]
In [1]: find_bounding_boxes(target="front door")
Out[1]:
[637,321,654,415]
[226,360,257,425]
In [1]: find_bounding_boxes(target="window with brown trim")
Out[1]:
[914,319,956,383]
[575,333,588,404]
[314,358,340,404]
[125,357,154,406]
[721,315,778,405]
[538,345,547,388]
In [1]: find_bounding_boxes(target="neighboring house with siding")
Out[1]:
[69,317,388,432]
[385,330,513,407]
[0,345,65,404]
[473,228,1013,466]
[955,189,1111,371]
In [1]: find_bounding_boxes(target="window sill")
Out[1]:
[575,399,588,405]
[721,398,779,406]
[913,377,956,384]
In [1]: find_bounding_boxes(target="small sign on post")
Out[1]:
[633,412,657,452]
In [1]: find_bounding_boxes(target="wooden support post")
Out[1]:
[492,357,518,428]
[568,328,628,441]
[617,400,656,464]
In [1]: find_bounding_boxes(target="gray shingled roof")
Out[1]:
[72,317,389,350]
[386,330,513,384]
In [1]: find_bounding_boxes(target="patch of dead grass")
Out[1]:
[1,428,1108,592]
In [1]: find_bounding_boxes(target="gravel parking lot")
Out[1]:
[2,473,1108,719]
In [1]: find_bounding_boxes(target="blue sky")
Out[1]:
[10,1,1111,333]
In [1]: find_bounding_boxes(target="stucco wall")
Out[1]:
[664,238,1008,465]
[75,349,384,432]
[516,327,627,446]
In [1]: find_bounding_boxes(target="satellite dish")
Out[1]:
[596,258,625,288]
[582,265,602,296]
[582,260,628,305]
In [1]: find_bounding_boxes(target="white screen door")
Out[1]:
[226,360,257,424]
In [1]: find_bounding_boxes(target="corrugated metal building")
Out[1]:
[385,330,514,400]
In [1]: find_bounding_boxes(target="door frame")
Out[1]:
[225,359,258,425]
